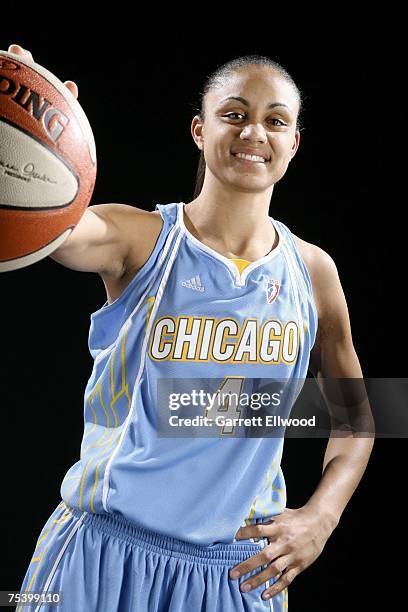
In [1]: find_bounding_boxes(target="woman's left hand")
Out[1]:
[229,506,338,601]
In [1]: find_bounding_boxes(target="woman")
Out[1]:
[10,43,373,611]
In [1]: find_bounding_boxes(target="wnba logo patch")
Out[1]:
[265,278,280,304]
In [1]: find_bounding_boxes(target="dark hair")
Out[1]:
[192,55,304,199]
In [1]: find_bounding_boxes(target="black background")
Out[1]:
[1,2,406,610]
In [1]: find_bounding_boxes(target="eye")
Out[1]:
[223,112,245,120]
[268,118,287,127]
[223,113,287,127]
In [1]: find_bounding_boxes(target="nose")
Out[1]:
[239,123,268,143]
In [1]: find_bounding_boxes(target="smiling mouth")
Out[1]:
[232,153,270,164]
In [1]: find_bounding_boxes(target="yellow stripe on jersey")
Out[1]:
[229,258,251,274]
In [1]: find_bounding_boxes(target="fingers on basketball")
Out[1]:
[8,43,78,99]
[64,81,79,99]
[8,44,32,59]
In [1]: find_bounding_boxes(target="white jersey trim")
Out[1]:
[35,510,86,611]
[280,239,306,351]
[177,202,283,287]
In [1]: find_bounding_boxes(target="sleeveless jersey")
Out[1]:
[61,201,318,545]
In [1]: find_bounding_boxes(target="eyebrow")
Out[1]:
[219,96,290,111]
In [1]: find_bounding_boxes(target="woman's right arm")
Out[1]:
[50,203,159,279]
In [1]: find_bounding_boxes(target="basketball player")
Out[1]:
[10,43,374,611]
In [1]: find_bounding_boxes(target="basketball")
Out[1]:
[0,49,96,272]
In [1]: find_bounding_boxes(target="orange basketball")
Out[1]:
[0,50,97,272]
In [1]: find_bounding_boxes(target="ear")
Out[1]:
[289,130,301,160]
[191,115,205,151]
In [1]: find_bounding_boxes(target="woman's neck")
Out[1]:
[183,189,277,260]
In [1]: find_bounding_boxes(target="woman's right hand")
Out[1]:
[7,43,79,100]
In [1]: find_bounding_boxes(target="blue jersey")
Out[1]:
[61,201,318,545]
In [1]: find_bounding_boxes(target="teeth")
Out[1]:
[235,152,267,163]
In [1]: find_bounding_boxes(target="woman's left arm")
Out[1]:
[299,244,375,527]
[229,246,375,601]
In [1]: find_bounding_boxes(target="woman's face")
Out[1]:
[192,66,300,192]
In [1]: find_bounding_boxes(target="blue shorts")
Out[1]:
[18,500,288,611]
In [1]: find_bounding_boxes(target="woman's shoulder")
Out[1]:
[291,233,337,277]
[291,232,341,323]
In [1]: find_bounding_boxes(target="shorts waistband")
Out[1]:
[66,503,265,565]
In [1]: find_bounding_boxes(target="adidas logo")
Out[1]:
[181,274,205,292]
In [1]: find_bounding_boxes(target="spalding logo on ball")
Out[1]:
[0,50,97,272]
